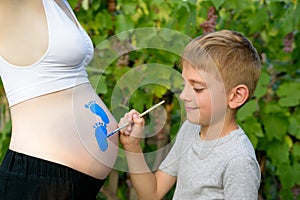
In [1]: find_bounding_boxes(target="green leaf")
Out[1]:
[122,2,137,15]
[277,81,300,107]
[210,0,225,9]
[130,89,150,112]
[268,1,285,20]
[288,112,300,139]
[247,116,264,137]
[133,29,160,49]
[95,12,113,30]
[237,100,257,121]
[292,142,300,158]
[246,133,259,149]
[89,75,108,94]
[115,14,134,33]
[137,0,149,15]
[151,0,164,5]
[221,0,241,10]
[254,71,270,98]
[254,85,268,99]
[295,2,300,26]
[239,116,264,148]
[279,97,300,107]
[187,0,197,6]
[277,5,296,35]
[146,84,168,98]
[247,6,268,34]
[263,114,288,141]
[277,81,300,98]
[267,141,289,164]
[285,135,293,148]
[258,72,271,86]
[262,101,282,114]
[112,66,132,83]
[276,163,300,190]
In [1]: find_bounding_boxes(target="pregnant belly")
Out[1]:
[9,83,118,179]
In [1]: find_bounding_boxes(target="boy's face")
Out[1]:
[180,63,227,126]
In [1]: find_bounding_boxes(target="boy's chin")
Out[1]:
[186,117,201,125]
[186,116,211,126]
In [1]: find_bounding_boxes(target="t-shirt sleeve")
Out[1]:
[223,155,261,200]
[159,121,196,177]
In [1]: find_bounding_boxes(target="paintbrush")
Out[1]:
[106,100,165,138]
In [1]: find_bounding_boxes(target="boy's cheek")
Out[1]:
[186,110,202,124]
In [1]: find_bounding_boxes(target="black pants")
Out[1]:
[0,149,105,200]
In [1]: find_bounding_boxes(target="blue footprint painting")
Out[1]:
[85,101,110,152]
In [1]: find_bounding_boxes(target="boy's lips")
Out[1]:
[184,106,198,111]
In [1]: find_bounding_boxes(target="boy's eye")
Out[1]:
[193,88,205,93]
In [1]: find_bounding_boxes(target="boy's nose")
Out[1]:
[179,85,192,102]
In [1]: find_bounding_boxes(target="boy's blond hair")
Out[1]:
[181,30,261,100]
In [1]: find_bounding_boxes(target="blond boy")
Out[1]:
[119,30,261,200]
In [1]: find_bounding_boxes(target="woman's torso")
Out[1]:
[0,0,118,179]
[9,84,118,179]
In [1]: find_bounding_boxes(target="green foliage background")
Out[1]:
[1,0,300,199]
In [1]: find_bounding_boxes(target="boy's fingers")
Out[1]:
[118,110,144,136]
[128,109,140,118]
[133,114,144,126]
[118,117,126,131]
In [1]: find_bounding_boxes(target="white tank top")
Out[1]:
[0,0,93,107]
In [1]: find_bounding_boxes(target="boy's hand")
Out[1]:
[119,109,145,152]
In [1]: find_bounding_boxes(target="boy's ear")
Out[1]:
[228,84,249,109]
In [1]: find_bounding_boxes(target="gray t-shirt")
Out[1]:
[159,121,261,200]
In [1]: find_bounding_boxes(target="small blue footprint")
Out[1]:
[93,122,108,152]
[85,101,110,152]
[85,101,110,124]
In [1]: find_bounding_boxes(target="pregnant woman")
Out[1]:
[0,0,118,199]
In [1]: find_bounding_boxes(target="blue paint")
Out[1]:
[94,122,108,152]
[85,101,110,152]
[85,101,110,124]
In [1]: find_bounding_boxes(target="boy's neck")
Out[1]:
[199,118,238,140]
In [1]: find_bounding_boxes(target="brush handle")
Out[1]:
[106,122,130,138]
[106,100,165,138]
[138,100,165,117]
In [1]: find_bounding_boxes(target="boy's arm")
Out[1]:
[125,147,176,199]
[119,110,176,200]
[223,155,261,200]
